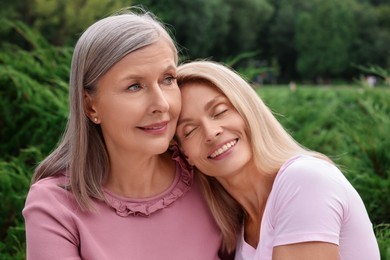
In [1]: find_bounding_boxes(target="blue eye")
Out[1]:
[128,84,141,91]
[163,75,177,85]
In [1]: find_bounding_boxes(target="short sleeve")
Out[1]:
[270,157,347,247]
[22,177,81,260]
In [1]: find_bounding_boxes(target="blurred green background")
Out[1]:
[0,0,389,259]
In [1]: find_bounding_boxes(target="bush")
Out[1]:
[0,21,69,259]
[0,20,70,157]
[258,85,390,258]
[0,21,388,259]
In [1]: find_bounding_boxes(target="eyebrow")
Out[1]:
[120,64,176,82]
[177,95,224,126]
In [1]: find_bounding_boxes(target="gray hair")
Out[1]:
[33,9,178,210]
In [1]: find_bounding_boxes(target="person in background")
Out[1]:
[175,60,380,260]
[23,10,223,260]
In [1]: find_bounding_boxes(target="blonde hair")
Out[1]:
[32,8,178,210]
[177,60,332,252]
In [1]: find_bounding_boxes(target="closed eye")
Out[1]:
[213,109,228,118]
[184,126,197,138]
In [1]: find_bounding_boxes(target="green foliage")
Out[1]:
[0,18,389,259]
[135,0,273,60]
[349,3,390,75]
[0,21,70,259]
[376,224,390,259]
[357,64,390,85]
[265,0,390,81]
[0,20,70,157]
[0,0,132,47]
[133,0,231,58]
[32,0,133,45]
[258,86,390,223]
[2,0,390,81]
[295,0,356,78]
[216,0,273,59]
[225,51,271,82]
[258,85,390,257]
[0,148,41,259]
[266,2,299,80]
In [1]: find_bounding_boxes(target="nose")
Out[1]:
[149,84,170,114]
[204,121,223,143]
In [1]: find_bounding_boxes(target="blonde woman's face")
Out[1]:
[176,82,252,178]
[86,38,181,157]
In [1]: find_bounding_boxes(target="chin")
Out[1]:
[153,141,171,155]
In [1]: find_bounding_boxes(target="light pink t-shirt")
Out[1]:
[23,148,222,260]
[235,155,380,260]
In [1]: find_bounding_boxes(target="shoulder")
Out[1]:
[265,156,350,246]
[269,155,352,216]
[22,175,82,256]
[27,174,70,199]
[279,155,337,177]
[276,155,347,191]
[23,174,79,217]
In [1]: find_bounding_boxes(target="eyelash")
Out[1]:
[213,109,228,118]
[127,84,142,91]
[126,75,176,91]
[184,127,197,138]
[182,108,228,138]
[163,75,177,85]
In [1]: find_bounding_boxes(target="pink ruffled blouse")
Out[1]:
[23,146,222,260]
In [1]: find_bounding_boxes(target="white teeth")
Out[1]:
[209,140,237,158]
[144,125,163,130]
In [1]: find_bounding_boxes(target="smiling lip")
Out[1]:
[138,121,169,135]
[208,139,238,159]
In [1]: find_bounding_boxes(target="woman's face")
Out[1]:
[176,82,252,178]
[87,38,181,157]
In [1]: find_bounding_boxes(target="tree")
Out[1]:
[266,2,299,81]
[135,0,273,60]
[1,0,131,47]
[262,0,314,81]
[213,0,273,60]
[32,0,133,45]
[295,0,357,80]
[134,0,230,59]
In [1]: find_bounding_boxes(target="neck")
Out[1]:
[217,168,274,215]
[217,168,275,248]
[104,152,175,198]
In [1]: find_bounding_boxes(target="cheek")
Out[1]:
[167,89,182,118]
[180,142,192,157]
[94,98,117,119]
[181,141,202,166]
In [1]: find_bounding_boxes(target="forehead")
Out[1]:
[127,37,176,62]
[181,80,221,97]
[180,81,227,115]
[106,38,176,74]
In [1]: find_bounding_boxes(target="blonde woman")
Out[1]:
[175,61,380,260]
[23,11,223,259]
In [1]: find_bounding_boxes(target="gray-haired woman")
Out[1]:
[23,9,223,260]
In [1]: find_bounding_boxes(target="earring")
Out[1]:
[94,117,98,123]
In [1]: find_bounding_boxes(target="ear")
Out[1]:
[84,91,99,124]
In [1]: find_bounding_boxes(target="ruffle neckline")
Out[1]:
[103,145,194,217]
